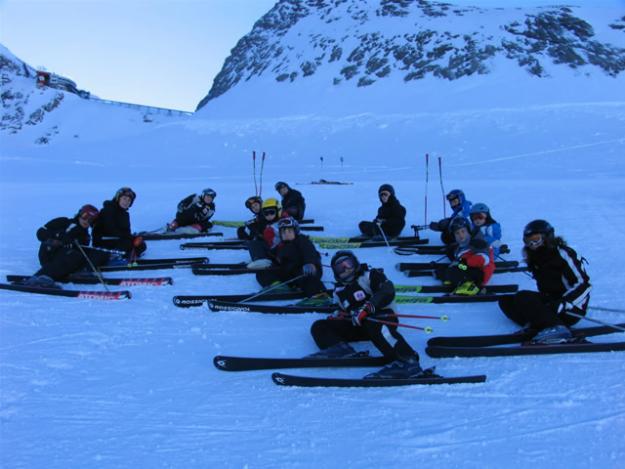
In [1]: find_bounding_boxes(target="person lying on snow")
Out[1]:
[498,219,591,344]
[20,204,108,288]
[358,184,406,240]
[307,250,430,379]
[168,188,216,233]
[93,187,146,261]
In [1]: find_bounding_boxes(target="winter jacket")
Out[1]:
[92,200,133,253]
[36,216,90,264]
[453,235,495,285]
[274,234,322,279]
[333,265,396,313]
[525,242,591,310]
[281,189,306,221]
[375,195,406,237]
[473,217,502,256]
[175,194,215,231]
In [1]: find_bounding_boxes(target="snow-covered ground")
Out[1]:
[2,2,625,467]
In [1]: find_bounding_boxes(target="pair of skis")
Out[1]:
[172,283,519,308]
[425,323,625,357]
[214,354,486,388]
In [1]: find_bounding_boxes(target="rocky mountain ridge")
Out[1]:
[197,0,625,110]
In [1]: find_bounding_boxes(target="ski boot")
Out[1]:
[364,357,432,379]
[452,281,480,296]
[530,325,573,344]
[305,342,361,359]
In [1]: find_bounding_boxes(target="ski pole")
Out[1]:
[424,153,429,226]
[564,310,625,333]
[377,313,449,321]
[438,156,446,218]
[79,244,126,256]
[74,240,110,292]
[365,316,433,333]
[587,305,625,314]
[241,274,306,303]
[375,221,392,250]
[259,152,266,197]
[252,151,258,196]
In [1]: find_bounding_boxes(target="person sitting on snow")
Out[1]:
[358,184,406,240]
[168,188,216,233]
[429,189,473,245]
[275,181,306,221]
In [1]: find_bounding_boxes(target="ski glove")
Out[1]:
[302,264,316,277]
[351,301,375,326]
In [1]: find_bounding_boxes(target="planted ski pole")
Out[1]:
[74,240,110,292]
[253,151,258,196]
[79,245,126,257]
[565,310,625,333]
[424,153,429,226]
[259,151,266,197]
[366,316,433,333]
[240,274,306,303]
[438,155,446,218]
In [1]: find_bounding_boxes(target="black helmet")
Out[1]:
[201,188,216,199]
[245,195,262,210]
[331,250,360,284]
[450,216,471,233]
[114,187,136,207]
[275,181,289,192]
[278,216,300,235]
[446,189,465,204]
[523,219,554,248]
[378,184,395,197]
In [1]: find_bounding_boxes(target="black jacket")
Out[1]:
[333,265,395,312]
[175,194,215,231]
[36,216,90,263]
[281,189,306,221]
[375,195,406,237]
[92,200,133,253]
[275,234,321,279]
[525,242,591,309]
[237,215,267,241]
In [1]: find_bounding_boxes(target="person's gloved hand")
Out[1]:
[429,221,440,231]
[351,301,375,326]
[44,239,63,249]
[302,264,316,276]
[458,260,468,271]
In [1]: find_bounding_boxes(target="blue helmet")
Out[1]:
[470,202,490,215]
[446,189,465,204]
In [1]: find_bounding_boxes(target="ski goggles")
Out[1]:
[262,208,278,217]
[524,233,544,249]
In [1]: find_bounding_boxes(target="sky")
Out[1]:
[0,0,277,111]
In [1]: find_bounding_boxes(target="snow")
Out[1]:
[2,3,625,468]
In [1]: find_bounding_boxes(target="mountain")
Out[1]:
[196,0,625,117]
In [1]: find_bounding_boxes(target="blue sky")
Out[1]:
[0,0,276,111]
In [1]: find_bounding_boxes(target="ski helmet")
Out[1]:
[245,196,262,210]
[201,188,216,200]
[378,184,395,197]
[275,181,289,192]
[77,204,99,224]
[114,187,136,206]
[470,202,490,215]
[446,189,465,204]
[450,216,472,233]
[261,198,281,217]
[523,219,554,248]
[278,217,300,235]
[331,250,360,284]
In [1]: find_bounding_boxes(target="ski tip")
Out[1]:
[213,355,230,370]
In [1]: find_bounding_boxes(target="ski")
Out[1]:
[138,231,223,241]
[395,244,511,256]
[213,354,389,371]
[7,274,172,286]
[311,235,428,244]
[173,289,333,308]
[107,256,208,266]
[213,218,315,228]
[316,238,429,249]
[180,242,248,251]
[396,260,519,271]
[99,261,205,272]
[0,282,131,300]
[404,266,528,277]
[427,322,625,348]
[192,266,280,276]
[395,284,518,294]
[271,372,487,387]
[207,293,508,313]
[426,340,625,358]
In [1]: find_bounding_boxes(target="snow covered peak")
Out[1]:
[196,0,625,116]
